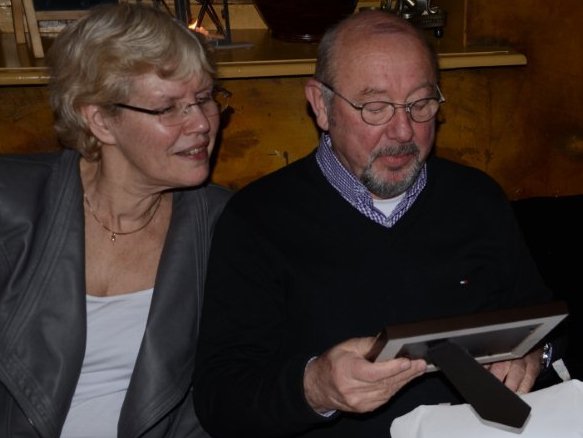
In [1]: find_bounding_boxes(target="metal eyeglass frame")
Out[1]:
[319,81,445,125]
[113,86,231,126]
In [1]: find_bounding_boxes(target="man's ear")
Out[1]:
[305,78,330,132]
[79,104,116,145]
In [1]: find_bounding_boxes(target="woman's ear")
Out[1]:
[305,78,330,132]
[79,104,116,145]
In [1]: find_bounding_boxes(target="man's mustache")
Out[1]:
[372,143,419,158]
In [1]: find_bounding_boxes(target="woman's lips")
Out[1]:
[176,145,208,160]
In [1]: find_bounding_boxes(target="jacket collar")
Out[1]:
[119,189,210,436]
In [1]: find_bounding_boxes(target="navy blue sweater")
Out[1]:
[194,152,550,438]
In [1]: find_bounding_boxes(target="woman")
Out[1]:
[0,3,230,437]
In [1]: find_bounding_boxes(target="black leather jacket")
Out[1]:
[0,150,230,438]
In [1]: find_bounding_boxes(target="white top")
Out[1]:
[60,288,153,438]
[372,193,406,217]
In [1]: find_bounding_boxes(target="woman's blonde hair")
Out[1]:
[47,2,215,160]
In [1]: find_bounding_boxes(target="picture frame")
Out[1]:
[367,301,568,372]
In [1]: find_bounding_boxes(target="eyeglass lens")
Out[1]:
[160,89,230,126]
[361,98,440,125]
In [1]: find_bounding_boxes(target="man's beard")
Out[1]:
[360,143,422,199]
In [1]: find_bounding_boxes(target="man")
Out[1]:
[194,10,551,438]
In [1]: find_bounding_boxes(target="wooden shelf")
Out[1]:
[213,29,527,78]
[0,29,526,85]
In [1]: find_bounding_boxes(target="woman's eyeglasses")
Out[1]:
[113,86,231,127]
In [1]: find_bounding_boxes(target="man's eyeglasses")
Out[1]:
[320,82,445,126]
[113,86,231,127]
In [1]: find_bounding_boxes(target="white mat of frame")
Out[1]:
[390,379,583,438]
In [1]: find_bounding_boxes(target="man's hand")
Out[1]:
[486,347,542,394]
[303,337,426,414]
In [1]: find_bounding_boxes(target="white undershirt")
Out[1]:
[372,192,406,218]
[60,288,153,438]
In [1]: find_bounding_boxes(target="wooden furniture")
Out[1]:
[10,0,87,58]
[0,27,528,85]
[1,0,582,199]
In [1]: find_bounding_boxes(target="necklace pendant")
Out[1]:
[84,192,163,243]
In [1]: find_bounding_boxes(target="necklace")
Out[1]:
[83,193,163,243]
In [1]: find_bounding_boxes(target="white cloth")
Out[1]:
[390,380,583,438]
[60,289,153,438]
[373,193,406,217]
